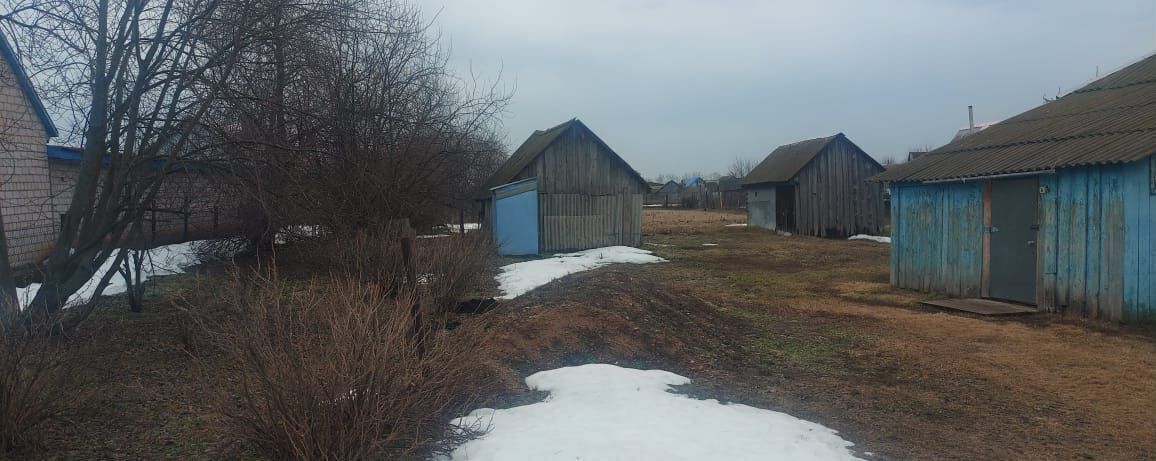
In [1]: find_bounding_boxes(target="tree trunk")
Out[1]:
[0,207,19,332]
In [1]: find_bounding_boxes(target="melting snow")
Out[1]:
[17,241,203,309]
[444,223,480,232]
[445,364,864,461]
[848,234,891,244]
[724,223,748,227]
[495,246,665,300]
[702,243,719,246]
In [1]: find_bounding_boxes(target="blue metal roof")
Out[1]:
[0,31,57,138]
[46,145,83,161]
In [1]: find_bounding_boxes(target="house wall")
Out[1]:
[0,54,55,267]
[890,181,984,297]
[793,136,886,237]
[891,158,1155,323]
[1036,160,1154,322]
[48,159,243,248]
[511,125,646,252]
[746,186,776,230]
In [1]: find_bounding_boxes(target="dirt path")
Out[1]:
[483,209,1156,461]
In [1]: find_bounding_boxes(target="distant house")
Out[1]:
[478,119,648,255]
[717,175,746,209]
[742,133,886,237]
[874,54,1156,322]
[646,180,683,206]
[0,32,59,268]
[950,121,997,142]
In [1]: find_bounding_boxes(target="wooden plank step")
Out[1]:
[921,298,1039,316]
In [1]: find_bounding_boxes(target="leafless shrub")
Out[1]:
[0,326,91,453]
[190,238,252,265]
[180,227,498,460]
[414,233,494,314]
[191,272,491,461]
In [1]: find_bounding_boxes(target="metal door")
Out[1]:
[492,178,539,256]
[989,178,1039,304]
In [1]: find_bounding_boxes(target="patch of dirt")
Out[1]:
[477,209,1156,461]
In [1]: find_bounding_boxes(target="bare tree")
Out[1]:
[728,156,755,178]
[213,0,508,239]
[1,0,294,328]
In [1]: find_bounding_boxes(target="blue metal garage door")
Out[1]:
[492,178,540,255]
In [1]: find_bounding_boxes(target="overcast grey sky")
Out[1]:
[416,0,1156,179]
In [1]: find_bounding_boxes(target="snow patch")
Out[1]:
[495,246,665,300]
[848,234,891,244]
[445,364,864,461]
[18,241,204,309]
[444,223,480,233]
[724,223,748,227]
[702,243,719,246]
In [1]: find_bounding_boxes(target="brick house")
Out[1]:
[0,31,59,268]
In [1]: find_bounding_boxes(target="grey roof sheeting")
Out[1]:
[741,134,839,186]
[480,118,648,194]
[874,53,1156,183]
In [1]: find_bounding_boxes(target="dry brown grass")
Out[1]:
[0,327,92,455]
[478,209,1156,461]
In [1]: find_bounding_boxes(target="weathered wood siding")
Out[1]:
[746,186,775,230]
[1036,160,1154,322]
[893,159,1155,323]
[509,124,645,252]
[793,137,886,237]
[890,182,984,296]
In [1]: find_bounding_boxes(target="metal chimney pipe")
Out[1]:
[968,105,975,129]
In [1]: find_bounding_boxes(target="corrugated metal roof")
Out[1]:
[875,53,1156,183]
[717,175,742,191]
[480,118,647,194]
[741,134,838,186]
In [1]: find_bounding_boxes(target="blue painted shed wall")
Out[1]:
[890,181,984,297]
[1121,159,1155,322]
[892,158,1155,322]
[493,188,540,256]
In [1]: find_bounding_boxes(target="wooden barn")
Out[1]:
[742,133,886,237]
[645,180,683,206]
[478,119,648,255]
[874,54,1156,322]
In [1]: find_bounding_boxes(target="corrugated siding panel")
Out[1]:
[540,192,641,252]
[890,182,983,296]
